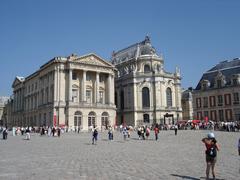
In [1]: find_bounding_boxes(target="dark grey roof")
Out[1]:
[195,58,240,90]
[111,36,158,65]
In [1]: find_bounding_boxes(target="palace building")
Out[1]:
[9,53,116,130]
[193,58,240,122]
[112,36,182,126]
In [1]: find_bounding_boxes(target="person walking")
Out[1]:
[146,126,150,140]
[174,124,178,136]
[57,127,61,137]
[122,127,127,140]
[92,126,98,145]
[202,132,220,180]
[238,138,240,156]
[25,127,31,140]
[154,125,159,141]
[108,126,113,140]
[2,127,8,140]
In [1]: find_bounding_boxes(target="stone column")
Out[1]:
[108,74,111,104]
[81,70,86,102]
[111,74,115,105]
[95,72,99,103]
[69,69,72,101]
[54,68,58,102]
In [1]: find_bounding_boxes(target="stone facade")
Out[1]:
[0,96,9,126]
[112,36,182,126]
[193,58,240,122]
[8,53,116,130]
[181,88,193,120]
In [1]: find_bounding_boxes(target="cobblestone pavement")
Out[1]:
[0,130,239,180]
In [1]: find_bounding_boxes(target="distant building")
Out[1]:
[112,36,182,126]
[7,53,116,130]
[193,58,240,122]
[0,96,9,126]
[181,88,193,120]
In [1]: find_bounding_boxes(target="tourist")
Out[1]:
[174,124,178,136]
[238,138,240,156]
[92,126,98,145]
[122,127,127,140]
[202,132,220,180]
[137,127,141,140]
[108,126,113,140]
[146,126,150,140]
[154,125,159,141]
[25,127,30,140]
[2,127,8,140]
[52,127,56,137]
[21,127,25,135]
[48,126,51,136]
[57,127,61,137]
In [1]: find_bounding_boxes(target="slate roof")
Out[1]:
[195,58,240,90]
[111,36,158,65]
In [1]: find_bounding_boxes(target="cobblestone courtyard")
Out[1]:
[0,130,239,180]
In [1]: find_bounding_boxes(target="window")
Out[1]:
[144,64,151,73]
[101,112,109,128]
[197,112,202,120]
[86,90,92,103]
[74,111,82,127]
[233,79,238,85]
[225,109,232,121]
[166,88,172,107]
[72,89,78,102]
[143,114,150,123]
[142,87,150,108]
[209,96,216,107]
[233,92,239,104]
[45,87,49,103]
[203,97,208,108]
[224,94,231,105]
[35,82,38,90]
[217,80,222,88]
[88,111,96,127]
[219,110,224,121]
[202,83,207,90]
[210,110,217,121]
[86,73,91,81]
[100,74,105,82]
[196,98,201,108]
[204,111,208,119]
[99,91,104,104]
[72,72,77,80]
[218,95,223,106]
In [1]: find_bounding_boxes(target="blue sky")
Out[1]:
[0,0,240,96]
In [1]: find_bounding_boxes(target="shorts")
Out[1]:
[206,155,217,163]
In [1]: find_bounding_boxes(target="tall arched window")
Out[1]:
[166,88,172,107]
[101,112,109,128]
[88,111,96,127]
[74,111,82,128]
[142,87,150,108]
[144,64,151,73]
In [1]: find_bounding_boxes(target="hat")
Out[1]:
[207,132,215,139]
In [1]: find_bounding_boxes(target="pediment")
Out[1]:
[73,53,113,67]
[12,76,24,88]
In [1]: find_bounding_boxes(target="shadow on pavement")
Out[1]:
[171,174,200,180]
